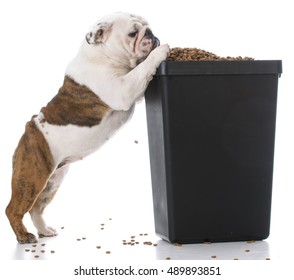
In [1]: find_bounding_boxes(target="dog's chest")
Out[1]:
[33,76,134,165]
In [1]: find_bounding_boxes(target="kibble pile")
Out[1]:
[167,47,254,61]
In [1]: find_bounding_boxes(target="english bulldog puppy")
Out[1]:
[6,12,169,244]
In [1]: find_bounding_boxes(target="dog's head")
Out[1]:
[85,13,160,67]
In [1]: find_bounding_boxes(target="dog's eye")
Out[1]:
[128,31,138,38]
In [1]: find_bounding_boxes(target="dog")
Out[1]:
[6,12,169,244]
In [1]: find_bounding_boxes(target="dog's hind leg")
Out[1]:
[30,164,69,237]
[6,120,55,244]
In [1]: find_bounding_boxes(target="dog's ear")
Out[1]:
[85,22,112,44]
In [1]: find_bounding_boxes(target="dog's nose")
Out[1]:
[145,28,153,38]
[153,37,160,48]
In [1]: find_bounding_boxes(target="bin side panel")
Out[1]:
[162,74,278,243]
[145,77,174,241]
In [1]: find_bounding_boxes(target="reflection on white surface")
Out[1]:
[155,240,269,260]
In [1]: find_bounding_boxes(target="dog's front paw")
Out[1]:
[150,44,170,65]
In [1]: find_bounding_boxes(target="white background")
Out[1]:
[0,0,293,278]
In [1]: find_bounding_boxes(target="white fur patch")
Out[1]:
[34,108,134,165]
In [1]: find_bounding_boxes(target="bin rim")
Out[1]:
[155,60,282,76]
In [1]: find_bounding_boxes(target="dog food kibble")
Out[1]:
[50,250,55,254]
[25,249,30,252]
[167,47,254,61]
[105,251,111,254]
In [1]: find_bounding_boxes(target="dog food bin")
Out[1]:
[145,60,282,243]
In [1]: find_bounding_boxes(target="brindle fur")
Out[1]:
[6,76,110,243]
[6,120,55,243]
[41,76,110,127]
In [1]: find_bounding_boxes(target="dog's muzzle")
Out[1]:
[145,29,160,49]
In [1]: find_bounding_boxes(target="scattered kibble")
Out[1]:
[105,251,111,254]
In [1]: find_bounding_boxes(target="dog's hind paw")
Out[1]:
[17,232,38,244]
[38,226,58,237]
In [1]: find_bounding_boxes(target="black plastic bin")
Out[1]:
[145,60,282,243]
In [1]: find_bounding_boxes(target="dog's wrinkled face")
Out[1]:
[85,13,160,66]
